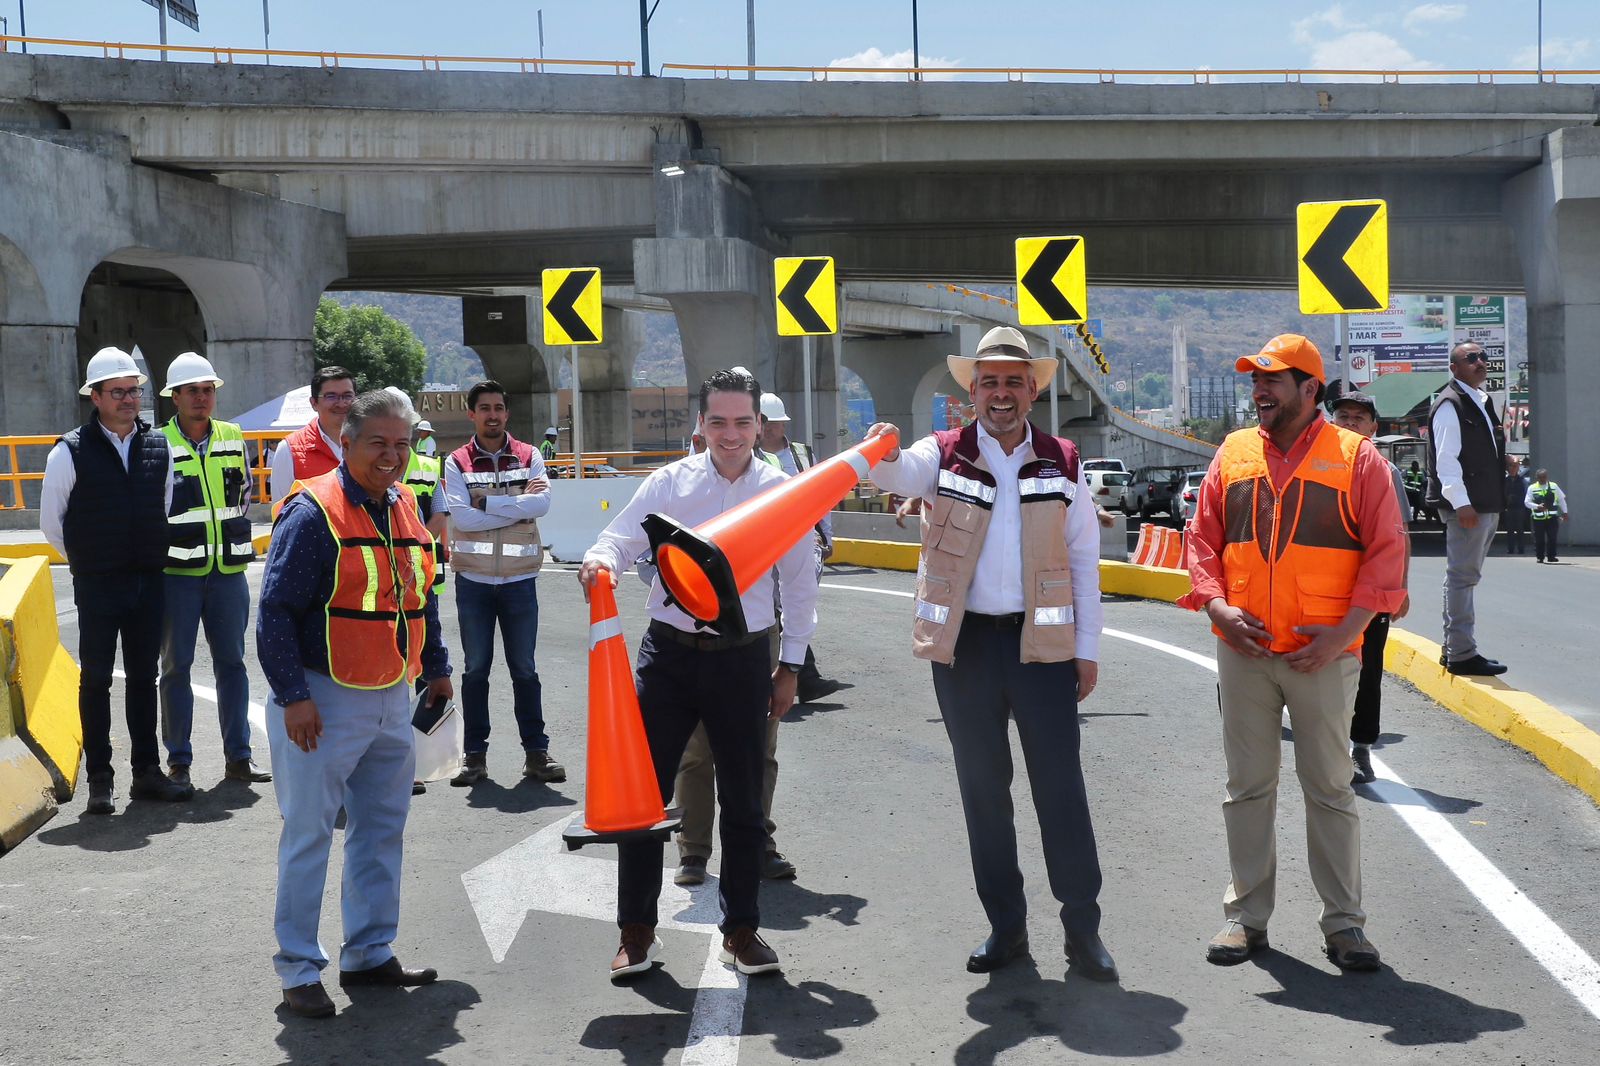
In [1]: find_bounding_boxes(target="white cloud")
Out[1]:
[1403,4,1466,32]
[1308,30,1438,69]
[827,46,961,81]
[1511,38,1593,68]
[1293,5,1360,46]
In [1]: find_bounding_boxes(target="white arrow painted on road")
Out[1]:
[462,813,749,1066]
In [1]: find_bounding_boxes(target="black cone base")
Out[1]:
[641,512,748,638]
[562,808,684,851]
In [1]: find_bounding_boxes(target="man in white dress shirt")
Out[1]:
[865,325,1117,981]
[1424,341,1512,676]
[580,368,817,982]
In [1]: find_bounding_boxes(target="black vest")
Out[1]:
[60,416,171,578]
[1425,380,1505,512]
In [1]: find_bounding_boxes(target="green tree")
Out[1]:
[1135,372,1170,408]
[313,297,427,395]
[1183,417,1229,445]
[1153,293,1176,320]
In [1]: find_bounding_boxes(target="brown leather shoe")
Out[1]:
[610,923,661,981]
[1324,927,1381,971]
[524,750,567,783]
[338,957,438,987]
[1206,920,1269,965]
[281,981,336,1018]
[719,927,781,975]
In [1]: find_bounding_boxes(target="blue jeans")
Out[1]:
[269,671,414,988]
[455,575,546,754]
[160,569,253,766]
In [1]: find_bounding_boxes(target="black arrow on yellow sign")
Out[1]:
[1301,203,1381,311]
[1019,237,1083,322]
[546,269,600,344]
[777,258,831,334]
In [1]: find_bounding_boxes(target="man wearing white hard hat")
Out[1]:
[41,347,190,813]
[157,352,269,790]
[414,420,438,458]
[864,325,1116,981]
[539,427,559,463]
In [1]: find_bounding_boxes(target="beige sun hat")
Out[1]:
[946,326,1058,394]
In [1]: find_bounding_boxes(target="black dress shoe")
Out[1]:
[281,981,336,1019]
[225,759,272,783]
[1065,931,1119,982]
[797,677,843,703]
[1446,654,1507,677]
[966,930,1029,973]
[129,766,194,802]
[339,956,438,987]
[85,776,115,815]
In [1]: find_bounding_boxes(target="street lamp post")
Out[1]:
[635,373,669,452]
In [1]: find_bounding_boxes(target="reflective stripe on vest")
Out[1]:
[162,419,255,576]
[405,452,446,591]
[294,472,436,690]
[1216,423,1365,655]
[1530,482,1562,518]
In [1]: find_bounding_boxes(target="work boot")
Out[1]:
[1325,927,1382,971]
[674,855,708,886]
[224,759,272,783]
[761,851,797,880]
[610,923,661,981]
[85,774,115,815]
[451,753,488,787]
[524,750,567,783]
[280,982,336,1019]
[129,766,194,802]
[1351,744,1376,785]
[720,927,781,975]
[1064,931,1119,982]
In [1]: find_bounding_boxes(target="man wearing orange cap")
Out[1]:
[1180,335,1407,973]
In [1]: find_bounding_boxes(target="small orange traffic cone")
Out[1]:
[643,430,899,636]
[562,569,681,850]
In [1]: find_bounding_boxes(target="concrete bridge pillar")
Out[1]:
[841,330,966,444]
[0,237,77,441]
[770,334,842,458]
[1506,126,1600,546]
[463,295,557,445]
[76,280,206,423]
[574,306,641,454]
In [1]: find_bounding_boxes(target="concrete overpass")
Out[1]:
[0,53,1594,535]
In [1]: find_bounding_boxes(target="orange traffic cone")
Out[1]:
[562,569,681,850]
[643,431,899,636]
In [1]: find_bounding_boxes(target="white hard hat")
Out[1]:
[160,351,223,397]
[383,386,421,424]
[545,426,559,436]
[81,346,147,396]
[759,393,790,421]
[416,420,434,432]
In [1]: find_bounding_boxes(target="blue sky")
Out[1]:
[11,2,1598,75]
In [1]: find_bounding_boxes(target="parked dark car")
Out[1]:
[1130,465,1192,519]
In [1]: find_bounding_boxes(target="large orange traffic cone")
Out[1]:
[643,430,899,636]
[562,569,681,850]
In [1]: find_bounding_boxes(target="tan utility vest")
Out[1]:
[912,423,1081,665]
[446,436,544,579]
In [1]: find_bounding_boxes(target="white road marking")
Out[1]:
[821,579,1600,1023]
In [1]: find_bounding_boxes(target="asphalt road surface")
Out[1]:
[3,561,1599,1065]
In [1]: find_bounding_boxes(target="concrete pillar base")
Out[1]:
[0,325,78,437]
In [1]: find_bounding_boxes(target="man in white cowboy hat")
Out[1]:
[41,347,189,813]
[864,325,1116,981]
[157,352,269,790]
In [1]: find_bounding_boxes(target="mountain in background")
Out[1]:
[332,288,1525,406]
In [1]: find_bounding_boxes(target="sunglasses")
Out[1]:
[1454,351,1488,364]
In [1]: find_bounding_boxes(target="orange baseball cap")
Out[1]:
[1234,334,1325,382]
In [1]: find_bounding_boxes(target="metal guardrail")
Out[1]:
[0,36,633,74]
[3,37,1595,83]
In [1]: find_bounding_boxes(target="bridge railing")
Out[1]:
[0,36,634,74]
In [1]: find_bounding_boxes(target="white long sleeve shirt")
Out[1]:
[441,440,553,586]
[584,450,819,664]
[869,422,1103,662]
[269,421,342,501]
[1429,380,1494,511]
[40,422,175,559]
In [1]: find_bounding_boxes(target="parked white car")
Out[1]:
[1087,469,1135,514]
[1179,470,1207,524]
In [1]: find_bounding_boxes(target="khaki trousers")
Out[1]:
[1216,639,1364,936]
[672,718,780,861]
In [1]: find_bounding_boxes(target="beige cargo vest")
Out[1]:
[447,438,544,579]
[912,423,1080,665]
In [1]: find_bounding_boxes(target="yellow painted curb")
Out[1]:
[0,543,64,565]
[830,538,920,572]
[1385,627,1600,806]
[0,557,81,799]
[1099,560,1191,603]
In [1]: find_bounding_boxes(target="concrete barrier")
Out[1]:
[0,557,82,854]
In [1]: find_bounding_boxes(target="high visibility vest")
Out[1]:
[1216,422,1367,656]
[404,451,446,592]
[540,439,557,460]
[446,436,544,579]
[289,471,436,690]
[162,418,255,576]
[1530,481,1563,519]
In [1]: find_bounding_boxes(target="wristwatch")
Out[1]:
[777,661,803,676]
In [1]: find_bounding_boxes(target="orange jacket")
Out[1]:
[1215,422,1366,655]
[294,471,436,689]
